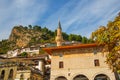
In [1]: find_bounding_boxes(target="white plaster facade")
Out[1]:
[7,47,40,58]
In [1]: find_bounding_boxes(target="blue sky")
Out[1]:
[0,0,120,41]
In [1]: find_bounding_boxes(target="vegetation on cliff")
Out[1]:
[0,25,92,54]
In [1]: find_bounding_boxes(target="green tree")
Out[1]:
[54,29,57,37]
[0,40,11,54]
[42,27,48,33]
[91,14,120,79]
[82,36,87,43]
[20,52,28,57]
[28,25,32,29]
[24,26,28,30]
[68,34,76,41]
[76,35,82,42]
[62,32,69,41]
[87,39,94,43]
[33,25,41,31]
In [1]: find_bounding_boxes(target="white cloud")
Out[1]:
[43,0,120,37]
[0,0,48,40]
[0,0,120,40]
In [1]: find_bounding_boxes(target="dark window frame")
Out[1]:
[94,59,100,66]
[59,61,64,68]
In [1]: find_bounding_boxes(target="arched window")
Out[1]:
[8,69,13,79]
[94,74,110,80]
[73,75,89,80]
[55,76,67,80]
[1,70,5,79]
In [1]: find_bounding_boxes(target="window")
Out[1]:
[59,61,64,68]
[1,70,5,79]
[94,59,100,66]
[20,73,24,79]
[8,69,13,79]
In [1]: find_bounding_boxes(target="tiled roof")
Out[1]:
[43,43,100,55]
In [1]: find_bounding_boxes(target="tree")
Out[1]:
[20,52,28,57]
[0,40,11,54]
[62,32,69,41]
[91,14,120,79]
[82,36,87,43]
[24,26,28,30]
[28,25,32,29]
[33,25,41,31]
[87,38,94,43]
[68,34,76,41]
[42,27,48,33]
[76,35,82,42]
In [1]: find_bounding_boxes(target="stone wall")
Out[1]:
[0,65,17,80]
[50,49,115,80]
[15,70,31,80]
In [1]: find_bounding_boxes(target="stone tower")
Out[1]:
[55,21,63,46]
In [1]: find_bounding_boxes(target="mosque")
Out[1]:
[43,22,116,80]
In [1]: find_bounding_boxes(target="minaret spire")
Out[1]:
[58,20,62,30]
[55,21,63,46]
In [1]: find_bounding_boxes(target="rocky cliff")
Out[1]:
[9,25,55,48]
[0,25,92,54]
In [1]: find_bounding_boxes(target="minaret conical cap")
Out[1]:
[58,21,62,30]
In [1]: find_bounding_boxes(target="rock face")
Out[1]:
[9,25,42,48]
[0,25,56,54]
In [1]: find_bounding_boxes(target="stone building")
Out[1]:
[7,46,40,58]
[43,43,116,80]
[15,70,31,80]
[15,68,31,80]
[0,62,17,80]
[43,22,116,80]
[30,69,43,80]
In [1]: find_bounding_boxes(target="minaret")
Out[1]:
[55,21,63,46]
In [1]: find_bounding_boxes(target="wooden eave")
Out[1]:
[43,43,100,55]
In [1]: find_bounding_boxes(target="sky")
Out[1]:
[0,0,120,41]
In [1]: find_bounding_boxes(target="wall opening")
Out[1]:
[20,73,24,80]
[8,69,14,79]
[94,59,100,66]
[1,70,5,79]
[59,61,64,68]
[55,76,67,80]
[73,74,89,80]
[94,74,110,80]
